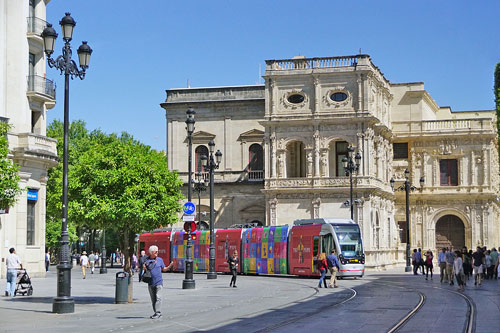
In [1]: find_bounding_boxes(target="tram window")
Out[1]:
[322,234,333,254]
[313,236,319,256]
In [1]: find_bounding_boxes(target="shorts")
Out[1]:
[473,265,483,274]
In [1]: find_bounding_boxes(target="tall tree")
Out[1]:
[45,120,91,249]
[69,132,183,301]
[0,122,22,210]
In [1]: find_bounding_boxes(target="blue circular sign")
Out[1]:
[183,202,196,215]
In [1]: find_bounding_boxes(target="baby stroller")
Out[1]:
[15,269,33,296]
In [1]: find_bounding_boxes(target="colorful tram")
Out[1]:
[138,219,364,278]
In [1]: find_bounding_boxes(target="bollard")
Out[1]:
[115,271,129,304]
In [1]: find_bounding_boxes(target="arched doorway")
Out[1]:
[435,215,465,250]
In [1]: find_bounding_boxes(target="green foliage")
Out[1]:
[0,122,22,210]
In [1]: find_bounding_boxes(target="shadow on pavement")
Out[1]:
[6,296,115,304]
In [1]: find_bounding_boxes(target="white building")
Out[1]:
[0,0,57,278]
[161,54,500,268]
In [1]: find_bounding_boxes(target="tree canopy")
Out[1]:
[0,122,22,210]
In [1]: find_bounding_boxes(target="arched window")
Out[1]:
[195,145,208,172]
[286,141,306,177]
[248,144,263,171]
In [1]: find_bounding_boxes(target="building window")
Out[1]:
[27,201,36,246]
[397,221,407,243]
[330,92,348,102]
[336,141,348,176]
[248,144,263,171]
[393,143,408,159]
[195,145,208,172]
[440,159,458,186]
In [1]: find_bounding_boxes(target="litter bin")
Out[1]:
[115,271,129,304]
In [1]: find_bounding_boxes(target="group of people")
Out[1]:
[77,251,100,279]
[316,249,340,289]
[413,246,499,291]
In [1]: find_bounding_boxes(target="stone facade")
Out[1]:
[161,55,500,268]
[0,0,58,278]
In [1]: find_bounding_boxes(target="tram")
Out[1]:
[294,218,365,277]
[138,219,364,278]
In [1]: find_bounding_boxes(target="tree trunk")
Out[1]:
[122,229,135,303]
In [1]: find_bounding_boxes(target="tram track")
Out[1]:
[253,286,357,333]
[372,280,476,333]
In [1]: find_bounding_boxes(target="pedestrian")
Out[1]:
[89,252,96,274]
[80,251,89,279]
[228,250,239,288]
[418,248,425,274]
[138,250,147,282]
[438,248,447,283]
[490,248,498,279]
[453,250,465,291]
[445,247,455,286]
[144,245,173,319]
[495,252,500,280]
[462,247,471,280]
[5,248,22,297]
[132,254,138,272]
[412,249,419,275]
[485,250,494,280]
[326,249,340,288]
[45,248,50,272]
[424,249,433,280]
[95,252,99,268]
[316,252,328,288]
[472,246,485,286]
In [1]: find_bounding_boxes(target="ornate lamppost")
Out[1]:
[201,141,222,279]
[193,172,207,228]
[342,146,361,220]
[183,108,196,289]
[390,169,424,273]
[42,13,92,314]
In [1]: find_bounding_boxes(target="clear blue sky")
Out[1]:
[45,0,500,151]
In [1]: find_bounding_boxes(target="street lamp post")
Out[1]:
[201,141,222,280]
[42,13,92,314]
[390,169,424,273]
[193,172,207,228]
[183,108,196,289]
[342,146,361,220]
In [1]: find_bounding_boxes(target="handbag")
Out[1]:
[142,269,152,284]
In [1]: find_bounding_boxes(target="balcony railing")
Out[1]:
[265,55,359,71]
[392,118,494,134]
[27,75,56,99]
[27,17,47,35]
[248,170,264,181]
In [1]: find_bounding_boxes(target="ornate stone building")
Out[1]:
[161,55,500,267]
[0,0,58,278]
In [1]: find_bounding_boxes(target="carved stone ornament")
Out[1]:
[323,88,352,108]
[281,90,308,110]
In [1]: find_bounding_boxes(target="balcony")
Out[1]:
[27,17,46,42]
[265,176,392,192]
[248,170,264,181]
[392,119,495,137]
[8,133,58,167]
[27,75,56,106]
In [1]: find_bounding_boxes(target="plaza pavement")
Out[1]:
[0,266,499,332]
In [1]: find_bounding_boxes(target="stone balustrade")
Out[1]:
[392,118,494,135]
[265,55,361,71]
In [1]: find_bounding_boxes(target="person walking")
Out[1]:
[228,250,239,288]
[138,250,147,282]
[144,245,173,319]
[462,247,471,281]
[316,252,328,288]
[45,249,50,272]
[472,246,485,286]
[453,250,465,291]
[490,248,498,279]
[5,248,22,297]
[89,252,96,274]
[438,248,447,283]
[424,249,433,280]
[327,249,340,288]
[417,248,425,274]
[445,248,455,286]
[132,254,138,272]
[80,251,89,279]
[412,249,419,275]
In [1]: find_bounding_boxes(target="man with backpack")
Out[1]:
[327,249,340,288]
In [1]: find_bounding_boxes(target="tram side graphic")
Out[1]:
[138,219,364,278]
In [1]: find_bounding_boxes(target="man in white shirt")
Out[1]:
[80,251,89,279]
[89,252,96,274]
[5,248,22,297]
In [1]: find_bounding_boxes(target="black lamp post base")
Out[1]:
[207,272,217,279]
[100,267,108,274]
[53,297,75,313]
[405,266,412,272]
[182,279,196,289]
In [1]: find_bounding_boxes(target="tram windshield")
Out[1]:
[333,224,363,257]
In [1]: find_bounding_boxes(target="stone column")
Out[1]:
[270,131,276,178]
[306,149,313,178]
[269,198,278,226]
[482,148,487,186]
[313,128,320,177]
[312,198,321,219]
[264,134,270,179]
[471,151,476,186]
[320,149,329,177]
[313,76,320,115]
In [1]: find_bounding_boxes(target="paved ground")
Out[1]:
[0,266,498,332]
